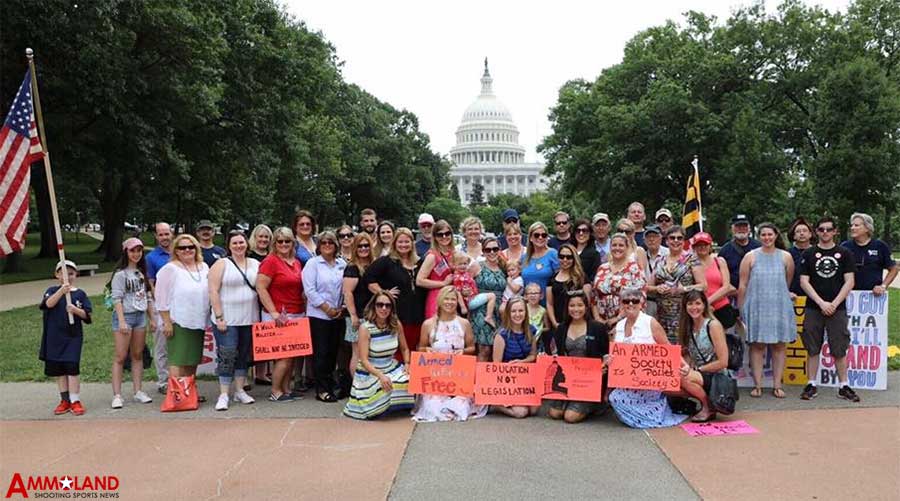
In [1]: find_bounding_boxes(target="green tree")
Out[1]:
[424,197,470,232]
[469,183,486,207]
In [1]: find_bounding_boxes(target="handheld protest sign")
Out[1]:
[536,355,604,402]
[473,362,542,406]
[608,342,681,391]
[252,318,313,361]
[408,351,476,396]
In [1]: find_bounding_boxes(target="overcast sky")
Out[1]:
[285,0,850,162]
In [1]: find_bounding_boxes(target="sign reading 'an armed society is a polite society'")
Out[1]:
[252,318,313,361]
[608,342,681,391]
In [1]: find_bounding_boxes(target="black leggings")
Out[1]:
[309,317,344,394]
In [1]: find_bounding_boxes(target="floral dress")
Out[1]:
[654,254,700,343]
[593,260,646,320]
[470,265,506,345]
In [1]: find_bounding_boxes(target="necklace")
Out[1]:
[185,263,201,282]
[404,262,416,292]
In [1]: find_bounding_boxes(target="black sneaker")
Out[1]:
[800,383,818,400]
[157,384,167,395]
[838,385,860,403]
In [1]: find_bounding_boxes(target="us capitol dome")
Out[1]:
[449,59,547,206]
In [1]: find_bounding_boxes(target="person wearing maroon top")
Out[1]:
[257,226,305,402]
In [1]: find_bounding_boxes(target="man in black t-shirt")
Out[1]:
[799,216,858,402]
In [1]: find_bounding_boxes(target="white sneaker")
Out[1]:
[111,395,123,409]
[215,394,229,411]
[233,391,255,405]
[133,391,153,404]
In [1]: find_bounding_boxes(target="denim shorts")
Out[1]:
[112,310,147,331]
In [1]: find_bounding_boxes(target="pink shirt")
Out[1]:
[704,259,730,310]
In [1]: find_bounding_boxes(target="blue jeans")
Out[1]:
[212,325,252,385]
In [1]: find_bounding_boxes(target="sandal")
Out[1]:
[691,411,715,423]
[773,388,786,399]
[316,392,338,403]
[749,387,762,398]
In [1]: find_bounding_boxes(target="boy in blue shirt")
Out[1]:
[40,260,93,415]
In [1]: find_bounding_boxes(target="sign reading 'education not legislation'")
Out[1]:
[608,342,682,391]
[474,362,542,406]
[252,318,313,361]
[408,352,476,396]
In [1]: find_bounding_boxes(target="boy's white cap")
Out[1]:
[55,260,77,272]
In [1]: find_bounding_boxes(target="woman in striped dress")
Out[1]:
[343,292,414,420]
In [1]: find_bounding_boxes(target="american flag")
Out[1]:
[0,69,44,256]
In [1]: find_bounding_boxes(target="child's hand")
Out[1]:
[66,304,80,315]
[59,284,72,295]
[443,275,454,286]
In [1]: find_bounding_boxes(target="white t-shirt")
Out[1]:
[502,276,524,302]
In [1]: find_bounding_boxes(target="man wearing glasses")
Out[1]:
[497,208,525,250]
[654,208,674,234]
[718,214,761,292]
[799,216,859,402]
[549,211,571,250]
[415,213,434,256]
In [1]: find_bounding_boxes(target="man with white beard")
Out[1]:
[718,214,761,294]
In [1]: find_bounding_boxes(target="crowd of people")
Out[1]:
[39,205,896,425]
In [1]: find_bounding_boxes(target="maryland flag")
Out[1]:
[681,157,702,241]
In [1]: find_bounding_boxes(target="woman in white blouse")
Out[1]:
[155,234,210,385]
[208,231,260,410]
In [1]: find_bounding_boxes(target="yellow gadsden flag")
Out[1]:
[682,157,702,240]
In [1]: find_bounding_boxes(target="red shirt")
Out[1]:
[453,272,478,307]
[259,254,304,314]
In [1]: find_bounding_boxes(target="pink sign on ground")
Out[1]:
[681,420,759,437]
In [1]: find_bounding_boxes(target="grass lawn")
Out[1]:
[889,288,900,370]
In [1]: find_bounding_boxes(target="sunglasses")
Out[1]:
[656,217,672,222]
[555,220,569,226]
[276,239,293,244]
[319,240,336,246]
[817,227,835,233]
[622,298,642,305]
[575,228,591,234]
[375,302,393,309]
[357,244,370,249]
[668,235,684,241]
[176,245,195,251]
[504,218,519,224]
[484,247,500,253]
[338,233,353,239]
[616,228,633,233]
[559,254,574,260]
[296,222,312,227]
[435,231,453,238]
[419,223,433,228]
[531,232,548,239]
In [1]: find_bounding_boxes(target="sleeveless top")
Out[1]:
[614,312,655,344]
[430,317,466,353]
[499,327,533,362]
[688,319,728,375]
[214,258,260,326]
[703,258,730,310]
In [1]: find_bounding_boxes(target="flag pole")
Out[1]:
[26,48,73,324]
[692,155,703,233]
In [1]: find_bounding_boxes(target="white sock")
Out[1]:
[69,393,80,403]
[839,381,849,387]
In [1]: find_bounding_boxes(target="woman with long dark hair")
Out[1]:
[109,237,155,409]
[677,291,729,422]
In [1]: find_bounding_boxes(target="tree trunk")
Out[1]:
[3,251,23,273]
[97,173,131,262]
[30,164,58,258]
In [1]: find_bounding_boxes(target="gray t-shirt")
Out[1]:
[111,268,149,313]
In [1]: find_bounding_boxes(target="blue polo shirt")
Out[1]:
[415,238,432,258]
[145,247,170,281]
[718,238,761,289]
[840,239,896,290]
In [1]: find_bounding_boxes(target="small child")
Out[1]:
[451,252,496,327]
[501,260,524,310]
[40,260,93,416]
[524,282,549,354]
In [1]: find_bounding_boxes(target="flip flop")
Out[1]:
[773,388,786,399]
[750,387,762,398]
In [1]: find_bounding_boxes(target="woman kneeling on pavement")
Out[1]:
[544,291,609,423]
[343,292,415,419]
[607,288,688,428]
[677,291,729,422]
[492,297,540,419]
[208,230,259,410]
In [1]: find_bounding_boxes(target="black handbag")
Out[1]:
[724,332,744,371]
[714,304,738,330]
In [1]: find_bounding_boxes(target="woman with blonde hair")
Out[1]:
[492,297,539,419]
[336,225,355,262]
[458,216,485,263]
[614,218,648,271]
[417,219,456,317]
[248,224,273,262]
[500,224,526,265]
[592,233,646,328]
[368,228,424,355]
[343,233,375,375]
[413,285,486,422]
[521,222,559,298]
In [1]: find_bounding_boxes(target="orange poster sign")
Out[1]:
[474,362,542,406]
[252,318,313,361]
[608,342,681,391]
[408,351,476,396]
[536,356,604,402]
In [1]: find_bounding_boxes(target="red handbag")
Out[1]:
[160,375,199,412]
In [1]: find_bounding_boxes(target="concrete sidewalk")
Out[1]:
[0,272,112,311]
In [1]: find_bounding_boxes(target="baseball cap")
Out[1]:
[731,214,751,225]
[122,237,144,251]
[644,225,662,235]
[55,260,77,272]
[197,219,215,230]
[691,232,713,246]
[417,213,435,225]
[502,209,519,222]
[591,213,610,225]
[655,208,673,220]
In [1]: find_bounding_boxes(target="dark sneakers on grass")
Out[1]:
[801,383,818,400]
[838,385,860,403]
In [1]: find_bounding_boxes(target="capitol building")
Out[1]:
[449,60,547,206]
